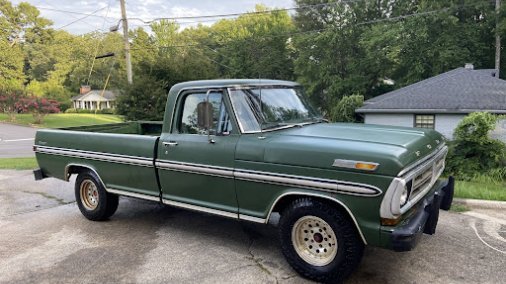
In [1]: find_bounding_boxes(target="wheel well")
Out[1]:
[65,165,94,181]
[272,195,347,216]
[271,193,366,244]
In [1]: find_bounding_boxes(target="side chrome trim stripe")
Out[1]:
[238,214,266,223]
[265,192,368,245]
[107,188,160,202]
[155,161,234,179]
[36,146,153,168]
[162,199,238,219]
[156,160,381,196]
[64,164,160,202]
[234,170,381,196]
[42,145,380,196]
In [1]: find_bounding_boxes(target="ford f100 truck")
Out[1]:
[34,79,454,283]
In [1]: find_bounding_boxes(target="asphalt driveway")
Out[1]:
[0,170,505,283]
[0,123,37,158]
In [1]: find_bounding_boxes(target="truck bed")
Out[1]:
[34,122,162,195]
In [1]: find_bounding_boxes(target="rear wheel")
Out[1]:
[75,171,118,221]
[279,198,364,283]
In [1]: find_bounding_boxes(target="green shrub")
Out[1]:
[76,109,93,114]
[65,108,77,113]
[58,101,72,112]
[116,75,167,121]
[446,112,506,180]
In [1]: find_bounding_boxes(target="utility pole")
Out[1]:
[495,0,501,78]
[120,0,133,84]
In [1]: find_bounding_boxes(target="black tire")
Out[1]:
[278,198,364,283]
[75,171,119,221]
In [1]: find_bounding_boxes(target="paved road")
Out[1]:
[0,123,37,158]
[0,170,505,284]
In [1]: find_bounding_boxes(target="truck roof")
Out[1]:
[169,79,300,96]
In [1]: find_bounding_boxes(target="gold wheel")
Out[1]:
[79,179,99,210]
[291,215,338,266]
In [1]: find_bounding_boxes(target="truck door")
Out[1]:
[156,89,239,216]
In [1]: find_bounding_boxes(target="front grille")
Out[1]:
[408,153,446,202]
[411,167,432,197]
[435,157,445,175]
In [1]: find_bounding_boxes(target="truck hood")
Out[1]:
[262,123,445,176]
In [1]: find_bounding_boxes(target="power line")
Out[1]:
[128,0,365,24]
[129,7,448,51]
[56,6,109,30]
[130,0,491,52]
[37,6,118,20]
[35,0,107,31]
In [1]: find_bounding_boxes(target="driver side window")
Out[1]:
[178,92,233,135]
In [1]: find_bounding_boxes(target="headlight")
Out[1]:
[399,181,412,207]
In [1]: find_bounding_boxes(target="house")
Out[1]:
[355,64,506,139]
[71,85,118,110]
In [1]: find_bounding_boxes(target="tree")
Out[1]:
[293,0,374,114]
[292,0,500,113]
[0,0,52,91]
[209,5,295,79]
[130,28,157,73]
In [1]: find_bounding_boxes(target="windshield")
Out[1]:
[229,87,322,132]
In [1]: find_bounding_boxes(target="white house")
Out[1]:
[71,85,118,110]
[355,64,506,140]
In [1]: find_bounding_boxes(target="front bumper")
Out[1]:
[383,177,454,252]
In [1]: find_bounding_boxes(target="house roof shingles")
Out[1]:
[356,67,506,114]
[72,90,117,101]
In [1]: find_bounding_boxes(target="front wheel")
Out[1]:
[278,198,364,283]
[75,171,118,221]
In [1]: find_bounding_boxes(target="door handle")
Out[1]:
[163,141,178,147]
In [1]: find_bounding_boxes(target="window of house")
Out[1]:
[414,114,435,129]
[179,92,233,135]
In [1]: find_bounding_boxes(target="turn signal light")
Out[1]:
[355,162,378,171]
[381,217,401,226]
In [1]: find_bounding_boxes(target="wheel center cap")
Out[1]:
[313,233,323,243]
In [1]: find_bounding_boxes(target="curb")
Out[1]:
[0,121,40,128]
[453,198,506,210]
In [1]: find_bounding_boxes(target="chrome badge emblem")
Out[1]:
[427,144,432,149]
[435,139,440,144]
[415,151,421,157]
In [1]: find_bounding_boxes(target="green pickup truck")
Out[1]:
[34,79,454,283]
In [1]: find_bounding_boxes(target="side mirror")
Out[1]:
[197,101,213,129]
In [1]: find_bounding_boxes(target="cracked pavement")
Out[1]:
[0,170,505,283]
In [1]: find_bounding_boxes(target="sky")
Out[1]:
[11,0,294,34]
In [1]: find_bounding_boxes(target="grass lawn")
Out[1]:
[0,157,38,170]
[454,179,506,201]
[0,113,123,128]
